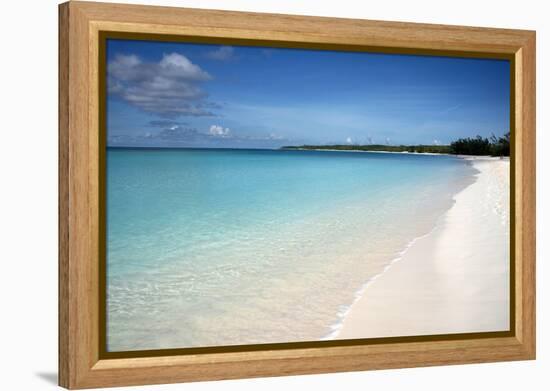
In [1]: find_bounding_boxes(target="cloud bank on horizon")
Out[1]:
[106,39,510,148]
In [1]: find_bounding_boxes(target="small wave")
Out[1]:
[321,220,441,340]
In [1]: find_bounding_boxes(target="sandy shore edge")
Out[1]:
[334,157,510,339]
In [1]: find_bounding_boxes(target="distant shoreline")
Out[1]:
[281,147,451,156]
[281,144,452,154]
[281,147,510,160]
[281,137,510,157]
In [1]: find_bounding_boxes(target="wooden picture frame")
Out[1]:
[59,1,536,389]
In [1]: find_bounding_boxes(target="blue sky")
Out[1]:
[106,39,510,148]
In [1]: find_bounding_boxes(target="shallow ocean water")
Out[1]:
[106,148,477,351]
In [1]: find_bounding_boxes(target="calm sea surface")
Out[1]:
[106,148,477,351]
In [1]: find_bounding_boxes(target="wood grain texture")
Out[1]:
[58,1,536,388]
[58,3,70,387]
[517,34,536,356]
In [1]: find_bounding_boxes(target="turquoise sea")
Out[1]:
[106,148,477,351]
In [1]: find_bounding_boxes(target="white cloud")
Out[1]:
[268,133,283,140]
[107,53,215,117]
[159,53,211,80]
[209,125,231,137]
[205,46,235,61]
[346,137,353,144]
[109,53,210,82]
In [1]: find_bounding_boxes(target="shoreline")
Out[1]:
[284,148,450,156]
[332,157,510,339]
[322,223,441,340]
[283,147,511,159]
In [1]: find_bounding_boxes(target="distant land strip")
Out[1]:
[281,133,511,157]
[281,144,451,154]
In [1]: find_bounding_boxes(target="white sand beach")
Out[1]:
[336,157,510,339]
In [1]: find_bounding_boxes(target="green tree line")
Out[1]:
[282,144,451,153]
[282,132,510,157]
[449,133,510,156]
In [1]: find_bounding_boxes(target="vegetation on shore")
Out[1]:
[282,133,510,157]
[449,133,510,156]
[281,144,451,154]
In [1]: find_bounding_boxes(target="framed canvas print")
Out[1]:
[58,1,536,389]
